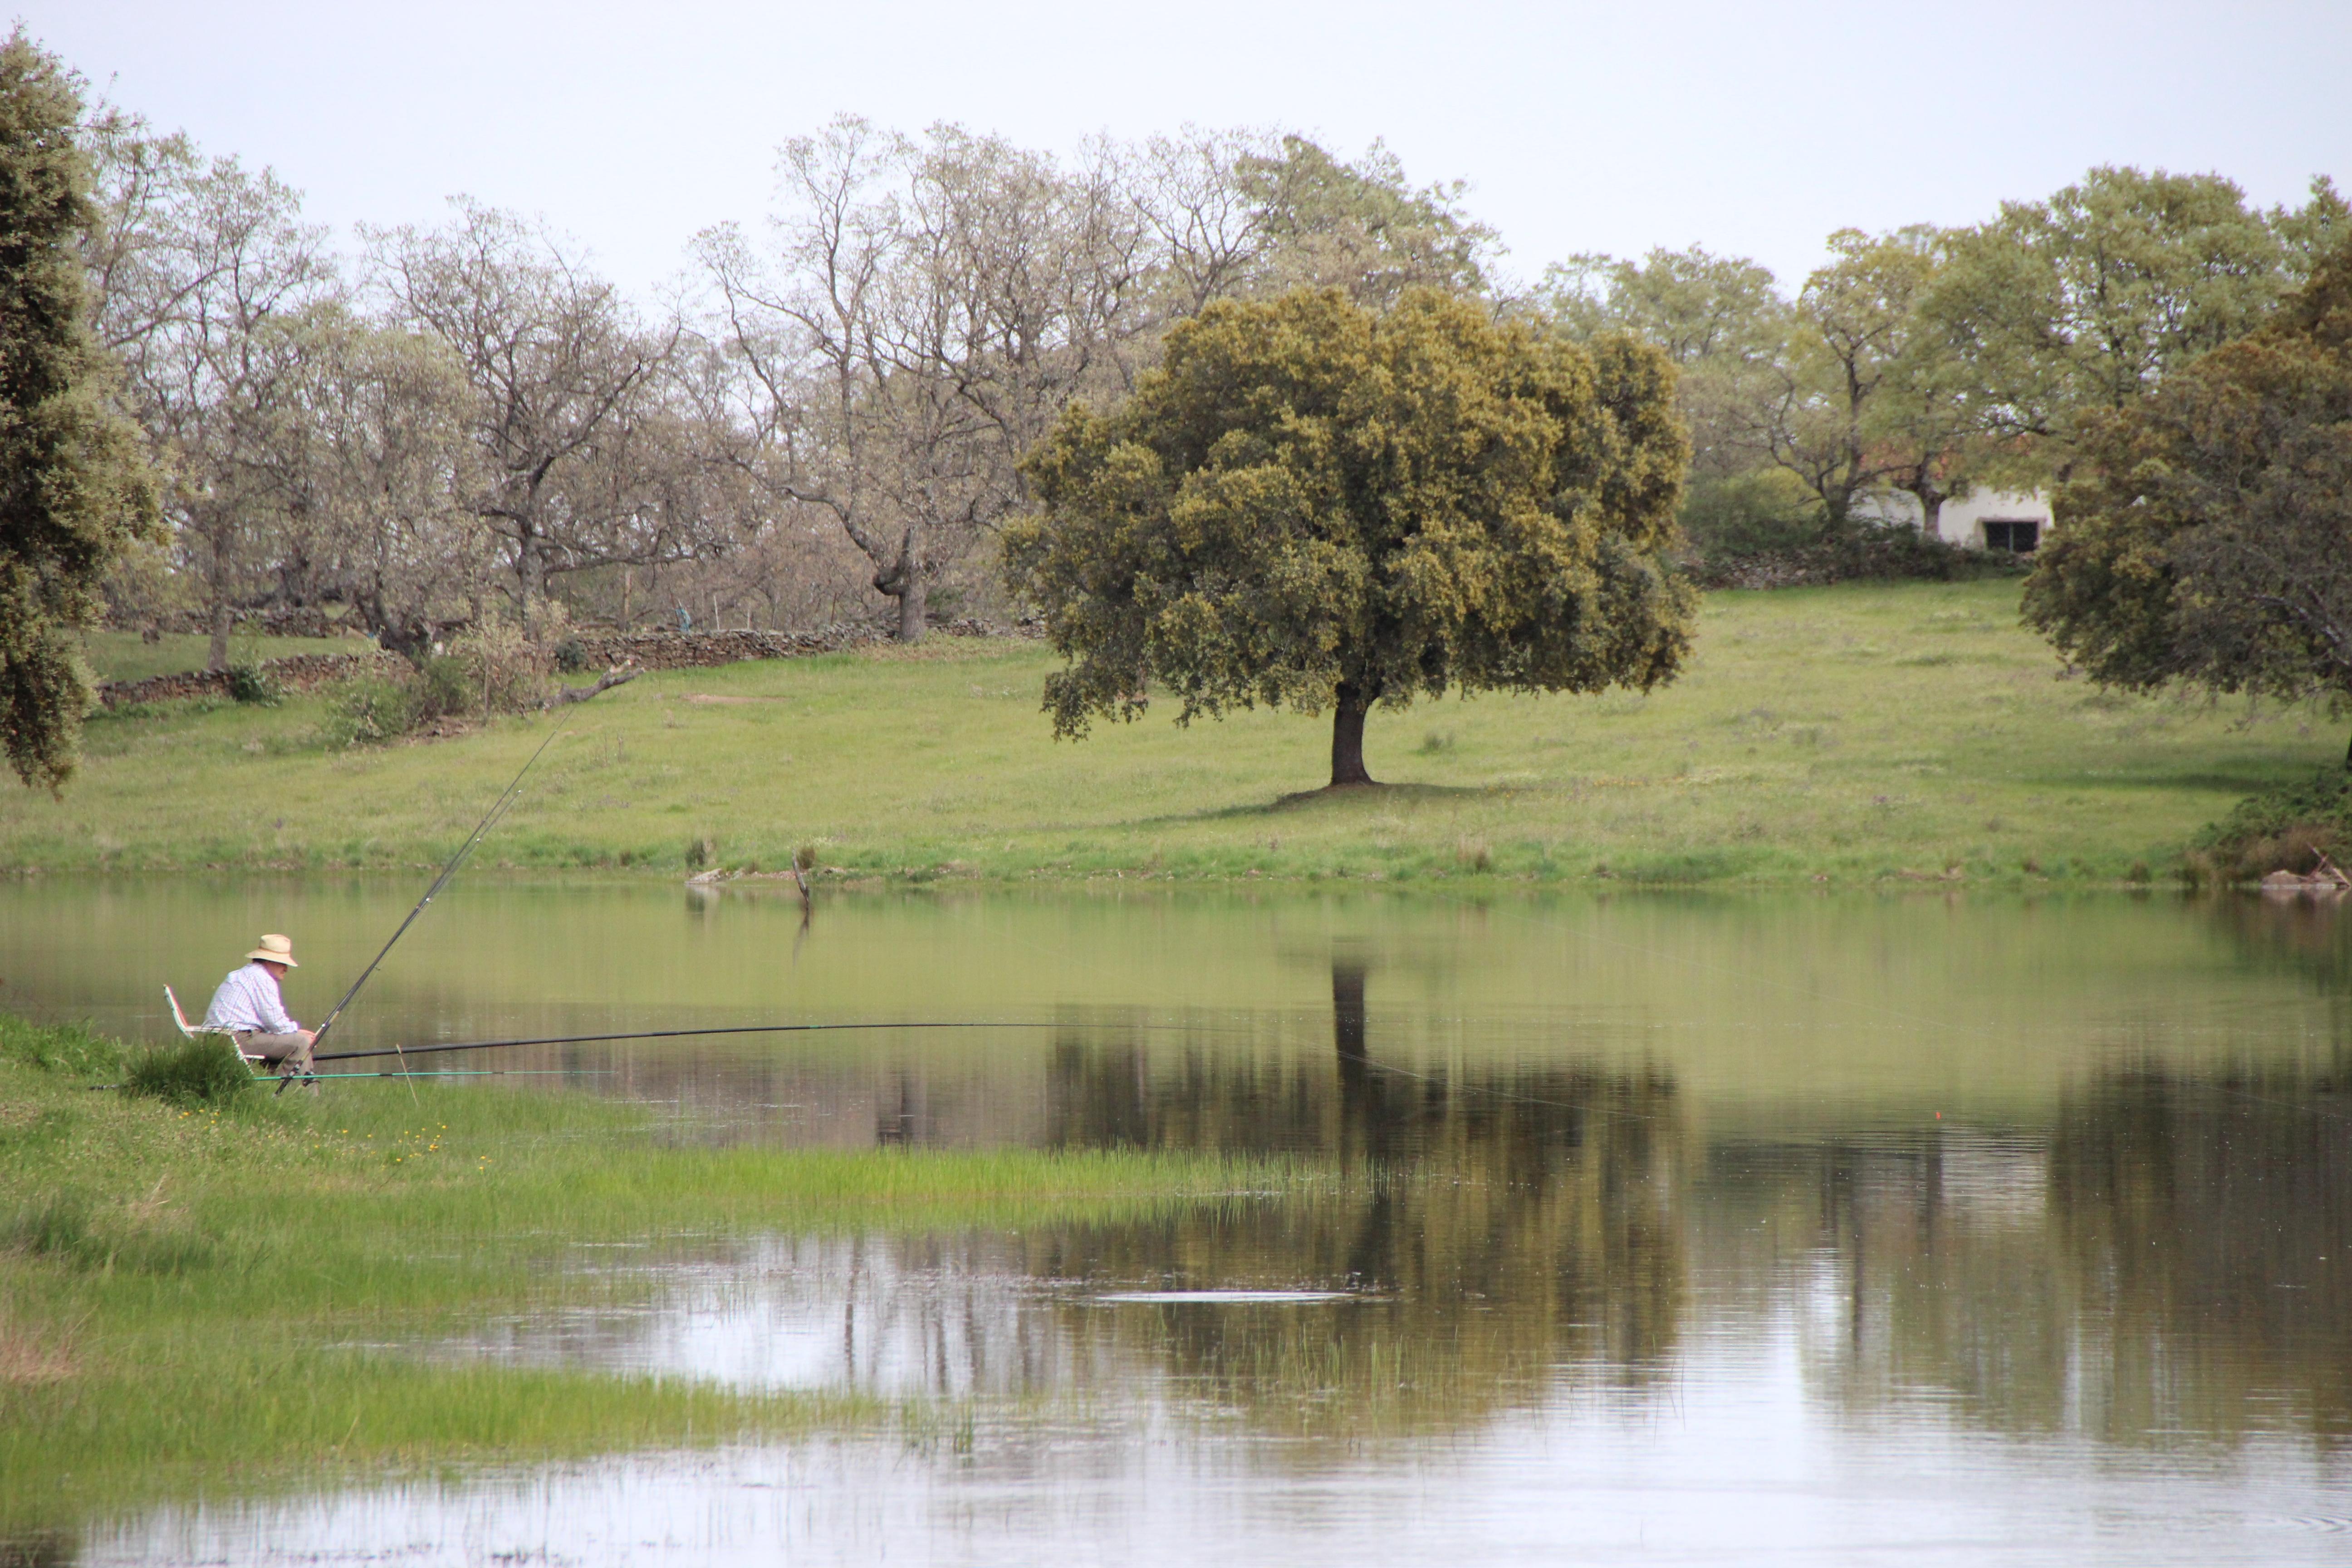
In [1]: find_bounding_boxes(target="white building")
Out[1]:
[1853,488,2053,554]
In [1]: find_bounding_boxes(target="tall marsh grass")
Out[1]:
[122,1036,253,1105]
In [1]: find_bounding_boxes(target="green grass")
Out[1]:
[0,1014,1312,1528]
[10,580,2338,883]
[78,629,366,685]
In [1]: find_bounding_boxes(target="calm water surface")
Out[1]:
[5,880,2349,1565]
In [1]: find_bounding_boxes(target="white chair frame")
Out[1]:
[164,985,267,1070]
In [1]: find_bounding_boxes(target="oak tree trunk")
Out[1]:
[895,572,927,642]
[518,534,547,636]
[1329,683,1375,788]
[875,524,926,643]
[205,559,232,674]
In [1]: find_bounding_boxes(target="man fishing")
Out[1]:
[203,933,317,1075]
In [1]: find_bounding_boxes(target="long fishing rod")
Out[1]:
[280,727,565,1095]
[312,1018,1196,1063]
[292,1069,617,1080]
[309,726,564,1052]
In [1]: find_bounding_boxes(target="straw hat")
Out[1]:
[244,934,299,968]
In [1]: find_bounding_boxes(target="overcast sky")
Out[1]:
[27,0,2350,303]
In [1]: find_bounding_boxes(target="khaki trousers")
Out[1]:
[232,1030,312,1075]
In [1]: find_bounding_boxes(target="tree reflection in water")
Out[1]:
[1027,956,1686,1436]
[2051,1067,2352,1444]
[1028,958,2351,1448]
[1697,1067,2351,1447]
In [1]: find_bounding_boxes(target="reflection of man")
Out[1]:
[202,934,316,1073]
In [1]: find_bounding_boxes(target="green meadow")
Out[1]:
[11,579,2339,883]
[0,1014,1308,1528]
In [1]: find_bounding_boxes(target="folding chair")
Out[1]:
[164,985,267,1074]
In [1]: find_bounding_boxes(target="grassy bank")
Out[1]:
[0,1014,1301,1529]
[9,580,2338,883]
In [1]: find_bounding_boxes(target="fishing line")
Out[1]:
[309,726,565,1050]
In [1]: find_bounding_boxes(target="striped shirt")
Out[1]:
[202,962,301,1035]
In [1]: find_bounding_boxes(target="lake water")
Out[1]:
[5,879,2349,1564]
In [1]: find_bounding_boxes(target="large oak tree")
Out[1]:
[2024,235,2352,752]
[1930,167,2302,485]
[0,32,154,789]
[84,115,331,671]
[1004,287,1693,788]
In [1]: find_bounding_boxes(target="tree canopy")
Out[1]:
[1003,287,1693,788]
[2023,235,2352,749]
[1233,135,1495,308]
[1931,167,2320,483]
[1540,174,2342,568]
[0,31,154,789]
[1767,226,1969,531]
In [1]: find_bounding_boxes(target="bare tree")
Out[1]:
[370,202,691,631]
[699,118,1156,640]
[629,332,869,632]
[1123,127,1281,317]
[244,304,491,656]
[84,120,334,668]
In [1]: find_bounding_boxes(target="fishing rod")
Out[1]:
[287,1069,616,1081]
[282,726,565,1094]
[312,1018,1208,1063]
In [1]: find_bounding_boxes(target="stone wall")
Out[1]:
[564,617,1032,673]
[565,624,882,671]
[94,618,1039,707]
[96,650,405,708]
